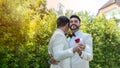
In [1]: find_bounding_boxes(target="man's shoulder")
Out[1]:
[49,31,65,45]
[80,32,92,42]
[81,32,92,37]
[51,31,65,41]
[54,31,65,37]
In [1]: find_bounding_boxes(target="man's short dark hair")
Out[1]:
[70,15,81,22]
[57,16,69,28]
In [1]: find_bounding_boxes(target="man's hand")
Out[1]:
[49,55,59,65]
[77,43,85,55]
[73,43,85,53]
[78,43,85,51]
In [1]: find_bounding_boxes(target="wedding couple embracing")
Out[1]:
[48,15,93,68]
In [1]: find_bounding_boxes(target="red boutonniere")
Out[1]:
[75,38,80,43]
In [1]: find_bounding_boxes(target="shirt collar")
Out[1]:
[74,30,82,36]
[56,29,65,35]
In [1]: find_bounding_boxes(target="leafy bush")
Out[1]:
[78,13,120,68]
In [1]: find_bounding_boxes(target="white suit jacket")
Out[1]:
[68,30,93,68]
[48,29,75,68]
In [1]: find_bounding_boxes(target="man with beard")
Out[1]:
[49,15,93,68]
[68,15,93,68]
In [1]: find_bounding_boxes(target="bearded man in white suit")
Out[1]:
[68,15,93,68]
[48,16,85,68]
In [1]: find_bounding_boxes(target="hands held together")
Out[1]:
[48,54,59,64]
[49,43,86,65]
[73,43,85,55]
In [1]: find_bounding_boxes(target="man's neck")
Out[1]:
[59,27,65,34]
[72,29,79,33]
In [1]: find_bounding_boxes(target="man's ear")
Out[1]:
[65,23,69,27]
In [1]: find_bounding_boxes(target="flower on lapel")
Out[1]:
[75,38,80,43]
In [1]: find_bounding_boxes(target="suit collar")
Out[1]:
[74,30,82,36]
[56,29,65,35]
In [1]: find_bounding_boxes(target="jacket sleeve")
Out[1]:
[52,34,74,61]
[80,34,93,61]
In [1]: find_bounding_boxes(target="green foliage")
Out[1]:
[90,16,120,68]
[76,13,120,68]
[0,0,55,68]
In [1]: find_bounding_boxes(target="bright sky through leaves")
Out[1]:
[47,0,109,15]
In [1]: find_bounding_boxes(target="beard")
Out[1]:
[70,24,79,30]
